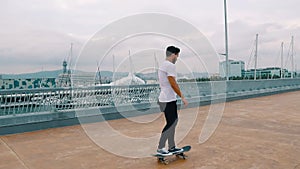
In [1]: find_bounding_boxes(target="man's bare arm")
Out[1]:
[168,76,188,106]
[168,76,182,97]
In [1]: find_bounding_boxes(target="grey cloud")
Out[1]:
[1,0,300,73]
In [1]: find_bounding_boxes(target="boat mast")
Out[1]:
[97,61,102,84]
[68,43,73,74]
[296,64,298,78]
[254,34,258,80]
[281,42,284,79]
[113,54,115,75]
[112,54,115,85]
[291,36,294,78]
[129,50,134,81]
[154,52,158,82]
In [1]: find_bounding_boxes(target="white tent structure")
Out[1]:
[109,50,146,86]
[109,73,145,86]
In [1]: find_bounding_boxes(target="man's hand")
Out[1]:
[181,97,189,107]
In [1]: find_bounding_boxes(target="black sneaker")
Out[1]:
[157,148,172,156]
[168,147,184,153]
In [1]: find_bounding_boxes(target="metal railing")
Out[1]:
[0,84,160,116]
[1,79,300,117]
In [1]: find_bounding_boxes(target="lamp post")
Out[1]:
[224,0,229,81]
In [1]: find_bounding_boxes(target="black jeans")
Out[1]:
[158,101,178,149]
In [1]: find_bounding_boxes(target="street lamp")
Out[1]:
[224,0,229,81]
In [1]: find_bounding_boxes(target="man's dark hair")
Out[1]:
[166,46,180,57]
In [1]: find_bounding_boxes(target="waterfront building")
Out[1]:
[243,67,289,79]
[219,60,245,78]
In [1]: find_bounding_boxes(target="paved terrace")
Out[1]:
[1,91,300,169]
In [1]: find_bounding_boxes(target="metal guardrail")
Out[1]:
[1,79,300,117]
[0,84,160,116]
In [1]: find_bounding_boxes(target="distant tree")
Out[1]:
[196,78,210,82]
[229,76,243,80]
[210,76,225,81]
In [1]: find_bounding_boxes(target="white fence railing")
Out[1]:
[1,79,300,117]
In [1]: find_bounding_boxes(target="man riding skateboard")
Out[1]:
[156,46,189,156]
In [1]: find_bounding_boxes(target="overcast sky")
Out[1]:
[1,0,300,74]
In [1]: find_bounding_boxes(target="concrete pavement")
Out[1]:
[1,91,300,169]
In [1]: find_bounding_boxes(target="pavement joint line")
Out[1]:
[0,137,30,169]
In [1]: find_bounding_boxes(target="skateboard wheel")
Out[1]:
[158,158,169,165]
[176,154,188,159]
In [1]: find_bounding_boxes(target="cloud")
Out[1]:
[0,28,84,73]
[207,18,300,70]
[0,0,300,74]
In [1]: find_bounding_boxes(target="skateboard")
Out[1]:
[152,145,191,165]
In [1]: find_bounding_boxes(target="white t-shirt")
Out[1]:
[158,60,177,102]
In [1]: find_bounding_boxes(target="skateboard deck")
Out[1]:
[152,145,191,165]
